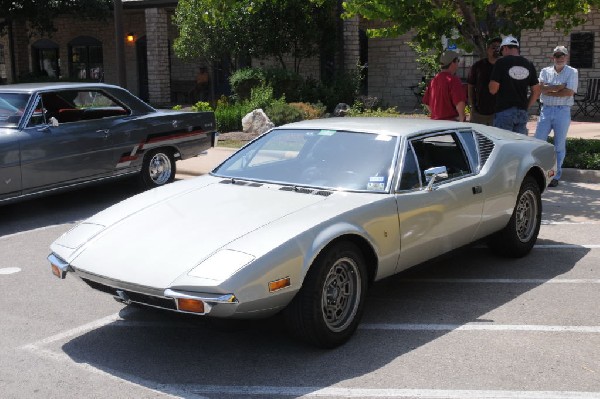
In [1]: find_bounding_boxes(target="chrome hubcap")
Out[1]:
[515,189,538,242]
[149,153,172,185]
[321,257,361,332]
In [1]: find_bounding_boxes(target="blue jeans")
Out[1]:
[493,107,529,135]
[535,105,571,180]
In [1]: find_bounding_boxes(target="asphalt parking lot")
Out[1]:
[0,174,598,398]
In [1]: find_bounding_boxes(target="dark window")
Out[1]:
[68,36,103,80]
[0,44,6,83]
[40,90,129,124]
[570,32,594,69]
[398,143,421,190]
[410,133,472,184]
[32,39,60,78]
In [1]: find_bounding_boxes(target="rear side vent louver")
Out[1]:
[476,133,495,167]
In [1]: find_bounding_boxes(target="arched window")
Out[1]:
[68,36,103,80]
[32,39,60,78]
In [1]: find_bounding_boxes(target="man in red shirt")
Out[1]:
[422,50,466,121]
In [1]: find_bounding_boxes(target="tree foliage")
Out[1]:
[173,0,337,73]
[342,0,600,56]
[0,0,111,37]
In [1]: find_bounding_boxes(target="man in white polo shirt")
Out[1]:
[535,45,578,187]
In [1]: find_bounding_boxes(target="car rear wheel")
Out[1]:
[284,242,368,348]
[139,149,176,189]
[489,176,541,257]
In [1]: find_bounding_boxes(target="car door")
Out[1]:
[19,90,131,191]
[394,130,485,272]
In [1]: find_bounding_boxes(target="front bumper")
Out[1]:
[48,253,238,317]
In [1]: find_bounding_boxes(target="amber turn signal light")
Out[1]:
[51,264,61,278]
[177,298,205,313]
[268,277,291,292]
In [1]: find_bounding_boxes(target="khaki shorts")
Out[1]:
[469,110,495,126]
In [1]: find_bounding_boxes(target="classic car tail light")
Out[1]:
[51,264,62,278]
[268,277,291,292]
[176,298,205,313]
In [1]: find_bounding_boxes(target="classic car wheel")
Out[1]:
[489,176,541,258]
[140,149,176,189]
[284,242,367,348]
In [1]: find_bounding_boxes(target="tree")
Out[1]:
[173,0,337,73]
[0,0,111,37]
[342,0,600,57]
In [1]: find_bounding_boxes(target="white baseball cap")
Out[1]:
[553,45,568,55]
[500,35,519,47]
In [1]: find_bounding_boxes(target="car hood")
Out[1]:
[51,177,330,288]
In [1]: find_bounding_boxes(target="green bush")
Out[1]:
[229,68,266,101]
[215,102,253,132]
[264,68,305,102]
[191,101,213,112]
[550,137,600,170]
[247,84,277,110]
[266,100,305,126]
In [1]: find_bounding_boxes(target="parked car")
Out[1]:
[48,118,556,348]
[0,82,217,204]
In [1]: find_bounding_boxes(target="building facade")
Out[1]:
[0,3,598,110]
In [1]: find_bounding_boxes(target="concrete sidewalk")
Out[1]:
[176,122,600,183]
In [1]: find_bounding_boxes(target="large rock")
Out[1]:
[242,109,275,135]
[333,103,350,117]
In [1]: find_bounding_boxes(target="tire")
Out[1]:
[489,176,542,258]
[284,242,368,348]
[139,149,176,189]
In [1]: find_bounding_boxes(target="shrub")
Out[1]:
[229,68,266,101]
[246,84,277,110]
[550,137,600,170]
[266,100,305,126]
[191,101,213,112]
[264,68,305,102]
[172,105,183,110]
[289,102,326,120]
[215,102,253,132]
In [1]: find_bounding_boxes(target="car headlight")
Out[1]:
[188,249,255,281]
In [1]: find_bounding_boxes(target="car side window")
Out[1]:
[26,97,47,127]
[42,90,129,124]
[410,132,472,184]
[398,142,421,190]
[458,130,479,172]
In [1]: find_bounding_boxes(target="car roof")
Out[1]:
[280,117,472,137]
[0,82,123,94]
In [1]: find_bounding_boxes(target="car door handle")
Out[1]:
[96,129,110,138]
[472,186,483,194]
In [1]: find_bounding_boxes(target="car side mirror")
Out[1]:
[424,166,448,191]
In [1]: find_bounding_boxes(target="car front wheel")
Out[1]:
[284,242,368,348]
[139,149,176,189]
[489,176,541,257]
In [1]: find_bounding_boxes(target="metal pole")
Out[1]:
[114,0,127,88]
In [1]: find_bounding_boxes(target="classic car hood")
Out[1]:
[53,177,330,288]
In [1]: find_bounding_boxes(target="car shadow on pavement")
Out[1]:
[0,178,142,237]
[542,181,600,223]
[59,243,589,396]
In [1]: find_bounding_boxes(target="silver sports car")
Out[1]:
[48,118,556,348]
[1,82,216,204]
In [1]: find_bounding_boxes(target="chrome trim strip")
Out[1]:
[164,288,238,304]
[73,268,165,297]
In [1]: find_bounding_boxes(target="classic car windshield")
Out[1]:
[0,93,30,128]
[213,128,400,192]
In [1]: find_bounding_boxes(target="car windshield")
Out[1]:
[213,128,399,193]
[0,93,30,128]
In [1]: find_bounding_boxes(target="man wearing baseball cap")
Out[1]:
[534,45,578,187]
[489,35,541,134]
[422,50,467,122]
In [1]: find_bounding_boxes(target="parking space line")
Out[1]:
[360,323,600,332]
[535,244,600,248]
[398,278,600,284]
[179,385,600,398]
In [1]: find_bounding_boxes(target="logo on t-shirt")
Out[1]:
[508,66,530,80]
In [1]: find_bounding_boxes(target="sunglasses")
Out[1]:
[553,53,566,58]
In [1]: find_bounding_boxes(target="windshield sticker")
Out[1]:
[318,129,337,136]
[369,176,385,182]
[367,182,385,191]
[375,135,393,141]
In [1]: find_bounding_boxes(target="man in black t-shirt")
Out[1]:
[489,36,541,134]
[467,37,501,125]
